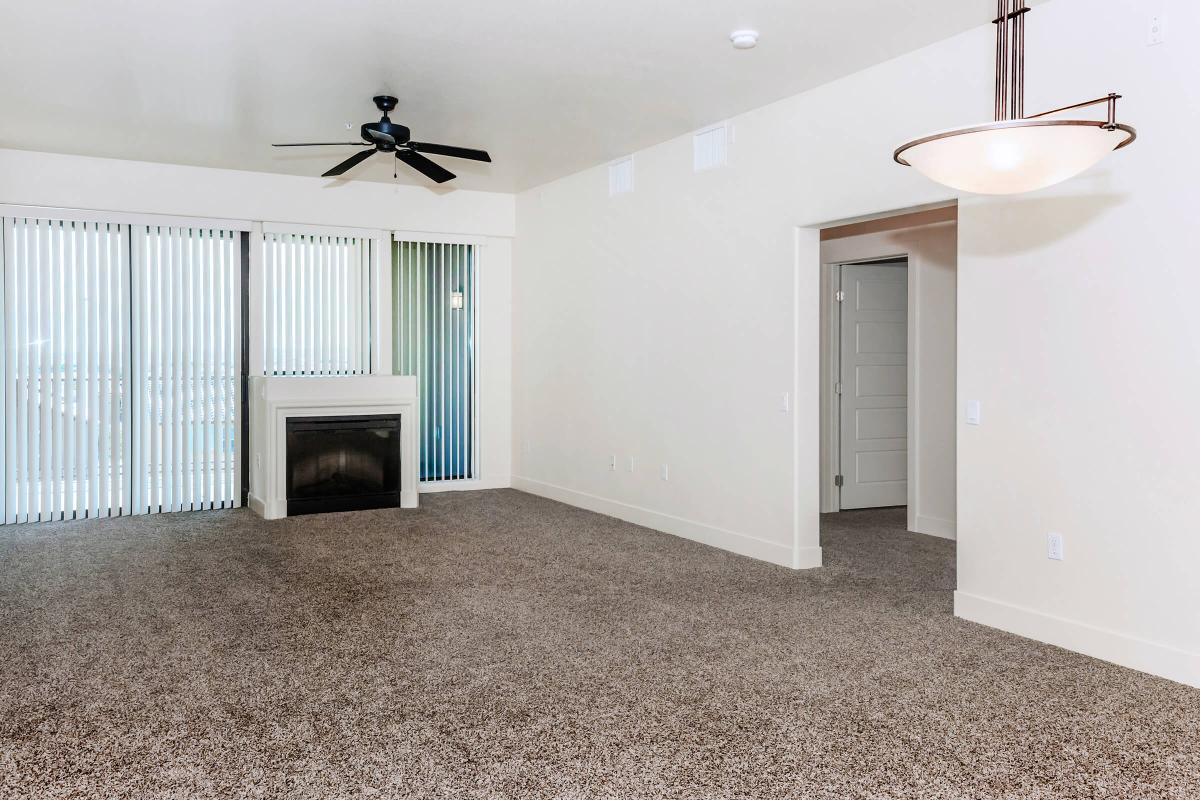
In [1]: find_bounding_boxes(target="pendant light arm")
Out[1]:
[1024,93,1124,129]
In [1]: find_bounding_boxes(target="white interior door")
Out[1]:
[838,261,907,509]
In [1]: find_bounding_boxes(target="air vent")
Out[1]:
[693,124,728,171]
[608,157,634,195]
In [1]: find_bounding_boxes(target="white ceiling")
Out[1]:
[1,1,1037,192]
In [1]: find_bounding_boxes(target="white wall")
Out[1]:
[513,12,980,570]
[0,149,514,237]
[820,221,957,538]
[514,0,1198,685]
[0,148,516,491]
[954,0,1200,687]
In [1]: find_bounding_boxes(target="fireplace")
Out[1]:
[285,414,402,516]
[248,375,418,519]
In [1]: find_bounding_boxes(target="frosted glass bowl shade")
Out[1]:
[894,119,1136,195]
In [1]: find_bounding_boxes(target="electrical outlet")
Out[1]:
[608,455,616,471]
[660,464,669,481]
[1148,14,1167,45]
[1047,532,1065,561]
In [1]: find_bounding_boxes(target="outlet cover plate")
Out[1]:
[1047,532,1065,561]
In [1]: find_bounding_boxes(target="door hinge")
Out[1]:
[834,381,842,395]
[835,290,845,302]
[834,474,844,487]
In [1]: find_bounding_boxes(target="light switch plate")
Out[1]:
[966,400,982,426]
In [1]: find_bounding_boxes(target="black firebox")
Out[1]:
[285,414,401,516]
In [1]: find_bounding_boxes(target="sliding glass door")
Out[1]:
[1,218,129,522]
[129,226,242,514]
[392,240,477,483]
[0,214,244,524]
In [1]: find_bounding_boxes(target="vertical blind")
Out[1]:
[130,226,241,513]
[0,215,243,524]
[262,231,371,376]
[393,240,477,483]
[2,218,129,523]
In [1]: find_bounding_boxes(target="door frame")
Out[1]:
[828,257,909,512]
[816,215,955,537]
[819,234,928,531]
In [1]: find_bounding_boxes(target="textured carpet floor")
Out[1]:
[0,491,1197,799]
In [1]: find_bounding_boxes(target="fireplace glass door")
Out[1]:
[285,414,401,515]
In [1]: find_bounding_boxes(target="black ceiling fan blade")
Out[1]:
[322,148,378,177]
[272,142,368,147]
[396,149,456,183]
[408,142,491,162]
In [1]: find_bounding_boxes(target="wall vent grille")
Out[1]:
[693,124,729,171]
[608,157,634,196]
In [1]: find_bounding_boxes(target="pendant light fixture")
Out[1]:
[894,0,1136,195]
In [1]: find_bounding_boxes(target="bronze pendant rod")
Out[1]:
[995,0,1003,120]
[997,0,1008,120]
[994,0,1029,122]
[1015,1,1025,118]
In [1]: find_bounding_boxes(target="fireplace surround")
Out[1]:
[248,375,419,519]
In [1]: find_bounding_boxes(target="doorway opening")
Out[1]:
[817,204,958,539]
[833,257,909,509]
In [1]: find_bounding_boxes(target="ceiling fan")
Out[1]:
[273,95,491,183]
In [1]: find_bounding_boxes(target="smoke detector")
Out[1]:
[729,30,759,49]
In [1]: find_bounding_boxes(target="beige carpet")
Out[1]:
[1,490,1196,799]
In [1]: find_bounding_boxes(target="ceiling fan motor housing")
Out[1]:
[361,120,409,151]
[363,96,407,150]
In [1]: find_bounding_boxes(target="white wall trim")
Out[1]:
[419,476,512,494]
[819,261,842,514]
[262,221,386,239]
[955,591,1200,690]
[0,203,253,232]
[247,223,265,376]
[513,476,817,570]
[913,515,956,539]
[392,230,493,245]
[793,227,823,571]
[370,233,392,375]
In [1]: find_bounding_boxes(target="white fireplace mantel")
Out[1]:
[247,375,419,519]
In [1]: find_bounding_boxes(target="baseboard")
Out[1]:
[247,493,266,518]
[512,476,812,570]
[913,514,956,540]
[418,476,511,494]
[955,590,1200,689]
